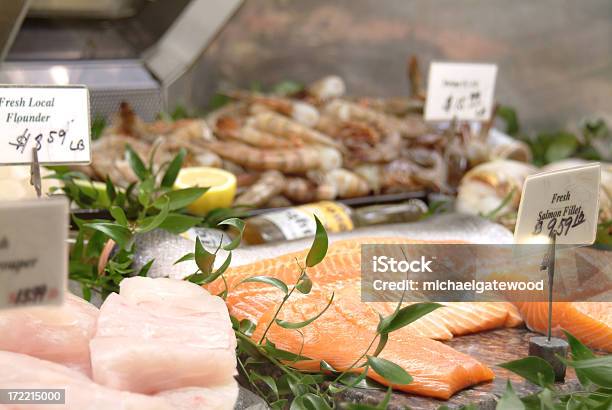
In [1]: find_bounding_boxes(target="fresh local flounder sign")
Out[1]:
[0,85,91,165]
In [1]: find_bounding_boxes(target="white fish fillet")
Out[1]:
[90,277,237,395]
[0,351,170,410]
[119,276,210,302]
[156,383,239,410]
[0,292,98,375]
[0,351,238,410]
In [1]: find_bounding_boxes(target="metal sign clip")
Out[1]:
[30,148,42,198]
[530,233,568,382]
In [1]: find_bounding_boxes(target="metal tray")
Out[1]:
[69,191,428,229]
[29,0,146,19]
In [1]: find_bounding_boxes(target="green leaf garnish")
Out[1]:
[240,276,289,295]
[366,356,412,385]
[137,196,170,233]
[498,356,555,388]
[496,380,525,410]
[161,148,186,188]
[194,236,215,275]
[158,213,202,234]
[125,144,148,181]
[174,253,194,265]
[306,215,328,268]
[200,252,231,284]
[558,356,612,388]
[83,222,132,249]
[295,273,312,294]
[137,259,154,277]
[275,292,334,329]
[218,217,245,251]
[239,319,256,337]
[263,339,311,362]
[372,333,388,357]
[154,187,209,211]
[544,132,578,163]
[110,205,128,227]
[250,372,279,401]
[563,329,597,386]
[378,302,443,334]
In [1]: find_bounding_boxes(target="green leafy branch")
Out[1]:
[497,106,611,166]
[496,330,612,410]
[199,216,443,410]
[55,146,209,299]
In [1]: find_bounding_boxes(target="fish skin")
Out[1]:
[515,301,612,352]
[0,292,98,375]
[90,278,237,395]
[207,237,521,399]
[132,214,514,280]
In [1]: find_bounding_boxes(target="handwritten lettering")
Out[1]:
[551,191,570,203]
[11,284,48,305]
[533,208,586,237]
[0,258,38,274]
[6,125,84,155]
[442,91,485,117]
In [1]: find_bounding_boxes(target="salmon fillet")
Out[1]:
[252,292,494,400]
[515,301,612,352]
[207,237,521,398]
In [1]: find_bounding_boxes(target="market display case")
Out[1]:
[0,2,610,409]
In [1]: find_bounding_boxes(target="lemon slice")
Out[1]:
[174,167,237,215]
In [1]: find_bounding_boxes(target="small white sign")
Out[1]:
[0,197,68,309]
[0,85,91,165]
[424,62,497,122]
[514,163,601,245]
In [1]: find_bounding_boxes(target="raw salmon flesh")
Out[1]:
[209,236,610,398]
[208,237,524,399]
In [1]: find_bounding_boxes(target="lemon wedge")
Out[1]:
[174,167,237,215]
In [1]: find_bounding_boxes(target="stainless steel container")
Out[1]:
[29,0,147,19]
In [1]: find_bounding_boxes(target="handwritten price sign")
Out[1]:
[515,163,601,245]
[424,62,497,122]
[0,198,68,310]
[0,85,90,165]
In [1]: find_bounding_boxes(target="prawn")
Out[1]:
[247,111,342,148]
[205,141,342,173]
[234,170,285,207]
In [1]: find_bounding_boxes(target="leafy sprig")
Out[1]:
[497,106,611,166]
[496,330,612,409]
[193,216,443,409]
[53,145,208,298]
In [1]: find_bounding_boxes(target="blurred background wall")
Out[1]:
[8,0,612,131]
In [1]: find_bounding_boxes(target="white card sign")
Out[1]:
[424,62,497,122]
[514,163,601,245]
[0,197,68,309]
[0,85,91,165]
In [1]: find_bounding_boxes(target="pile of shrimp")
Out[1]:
[81,58,531,208]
